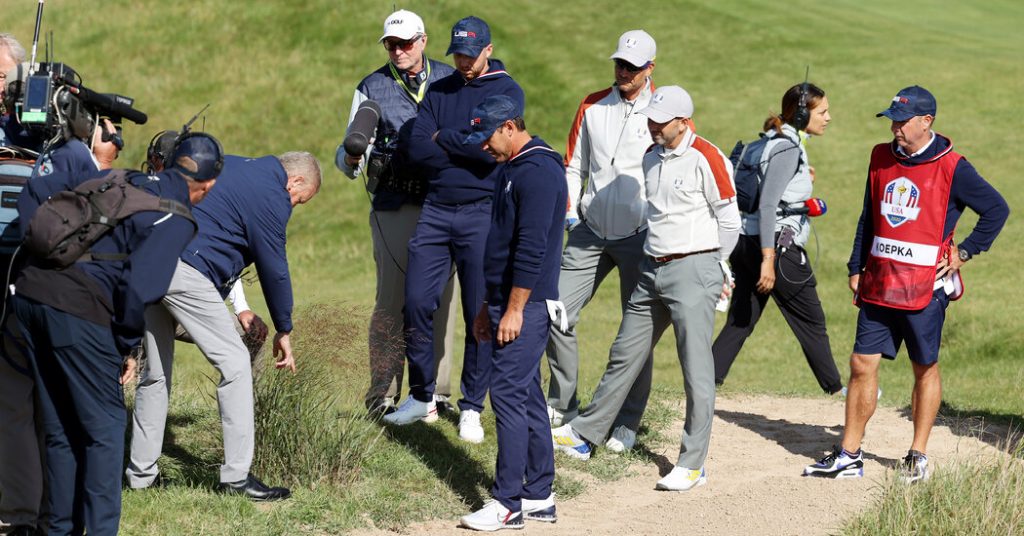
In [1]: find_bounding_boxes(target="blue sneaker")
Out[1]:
[551,424,591,460]
[521,493,556,522]
[804,445,864,479]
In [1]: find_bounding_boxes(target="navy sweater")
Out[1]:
[16,168,197,354]
[848,133,1009,275]
[181,155,295,333]
[484,137,567,305]
[405,59,525,204]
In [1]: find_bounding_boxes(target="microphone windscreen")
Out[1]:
[343,100,382,157]
[805,198,827,217]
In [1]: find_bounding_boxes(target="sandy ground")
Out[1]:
[351,394,1008,536]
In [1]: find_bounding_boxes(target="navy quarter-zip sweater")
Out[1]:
[405,59,525,205]
[484,137,567,305]
[181,155,295,333]
[16,168,197,354]
[848,133,1009,275]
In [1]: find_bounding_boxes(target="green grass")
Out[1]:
[5,0,1023,533]
[842,440,1024,536]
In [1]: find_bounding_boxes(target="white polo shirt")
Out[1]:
[642,129,739,257]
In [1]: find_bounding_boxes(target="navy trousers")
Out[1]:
[404,198,492,412]
[13,296,125,536]
[488,302,555,511]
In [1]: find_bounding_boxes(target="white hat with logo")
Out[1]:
[638,85,694,123]
[379,9,425,42]
[610,29,656,67]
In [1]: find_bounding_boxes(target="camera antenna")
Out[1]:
[29,0,46,70]
[181,103,211,134]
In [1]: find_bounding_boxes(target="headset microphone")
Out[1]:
[780,198,827,217]
[343,100,382,157]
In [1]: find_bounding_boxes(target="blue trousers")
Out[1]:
[13,296,125,536]
[404,198,492,412]
[488,302,555,511]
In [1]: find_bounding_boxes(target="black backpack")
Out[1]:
[23,169,195,268]
[729,132,802,214]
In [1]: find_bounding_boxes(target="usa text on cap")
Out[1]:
[446,16,491,57]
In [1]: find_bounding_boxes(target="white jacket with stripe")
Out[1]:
[564,80,653,240]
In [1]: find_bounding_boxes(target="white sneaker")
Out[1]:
[459,409,485,444]
[551,424,591,460]
[547,405,564,427]
[460,500,524,531]
[382,397,430,425]
[605,425,636,453]
[421,399,439,423]
[655,466,707,492]
[521,493,556,522]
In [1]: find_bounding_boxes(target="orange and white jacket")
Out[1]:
[564,80,654,240]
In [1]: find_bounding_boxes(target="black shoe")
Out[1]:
[367,400,397,418]
[125,472,168,490]
[6,525,40,536]
[217,474,291,501]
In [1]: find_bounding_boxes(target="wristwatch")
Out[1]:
[958,248,971,262]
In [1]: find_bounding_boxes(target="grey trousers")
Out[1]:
[0,312,44,528]
[546,222,651,429]
[572,254,722,469]
[126,260,254,486]
[366,204,458,408]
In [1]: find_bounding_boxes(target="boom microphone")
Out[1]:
[61,78,148,125]
[779,198,827,217]
[343,100,381,157]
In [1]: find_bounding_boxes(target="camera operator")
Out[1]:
[335,9,459,418]
[1,35,126,536]
[8,134,221,535]
[0,33,39,151]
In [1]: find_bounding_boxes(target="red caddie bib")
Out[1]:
[858,140,961,310]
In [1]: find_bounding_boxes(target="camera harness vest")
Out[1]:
[858,136,962,310]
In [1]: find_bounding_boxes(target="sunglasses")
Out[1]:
[613,59,649,73]
[383,35,423,52]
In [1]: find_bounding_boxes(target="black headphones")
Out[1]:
[790,67,811,131]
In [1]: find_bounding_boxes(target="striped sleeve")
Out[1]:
[564,88,612,217]
[691,135,736,201]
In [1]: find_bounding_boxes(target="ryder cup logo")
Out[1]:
[624,38,639,48]
[880,177,921,228]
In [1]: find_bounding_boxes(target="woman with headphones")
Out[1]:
[712,82,843,394]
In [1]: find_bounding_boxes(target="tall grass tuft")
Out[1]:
[251,304,382,490]
[842,439,1024,536]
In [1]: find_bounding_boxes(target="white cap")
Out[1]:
[610,29,656,67]
[379,10,425,42]
[638,86,694,123]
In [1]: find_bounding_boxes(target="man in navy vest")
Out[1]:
[805,86,1008,483]
[386,16,525,445]
[336,9,459,419]
[8,134,221,535]
[126,151,322,501]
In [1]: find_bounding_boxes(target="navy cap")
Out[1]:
[877,85,937,121]
[464,95,521,145]
[446,16,491,57]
